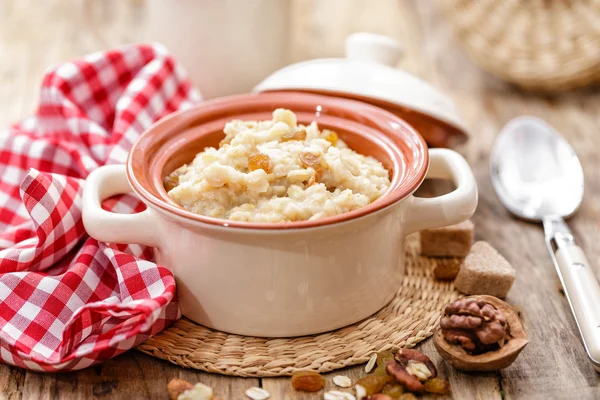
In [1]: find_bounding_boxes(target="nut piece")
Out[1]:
[290,371,325,392]
[454,241,516,298]
[168,378,194,400]
[386,361,423,392]
[405,360,432,381]
[245,387,270,400]
[333,375,352,388]
[420,219,474,257]
[434,295,528,371]
[386,349,436,393]
[394,349,437,379]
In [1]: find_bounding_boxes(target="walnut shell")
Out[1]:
[433,295,528,371]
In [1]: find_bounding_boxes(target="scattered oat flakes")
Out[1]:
[245,387,270,400]
[365,353,378,373]
[333,375,352,388]
[355,384,367,399]
[324,390,356,400]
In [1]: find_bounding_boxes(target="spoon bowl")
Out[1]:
[490,116,584,221]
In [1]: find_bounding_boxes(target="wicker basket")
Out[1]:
[439,0,600,92]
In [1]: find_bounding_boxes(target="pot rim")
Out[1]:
[126,92,429,230]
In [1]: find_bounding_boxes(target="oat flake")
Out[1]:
[365,353,377,373]
[324,390,356,400]
[332,375,352,388]
[355,384,367,400]
[245,387,270,400]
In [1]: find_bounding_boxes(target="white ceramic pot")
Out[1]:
[143,0,291,99]
[82,92,477,337]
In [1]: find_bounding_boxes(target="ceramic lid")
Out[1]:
[253,32,468,148]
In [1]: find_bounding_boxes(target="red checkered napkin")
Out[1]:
[0,44,202,371]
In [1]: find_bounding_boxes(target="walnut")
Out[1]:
[440,297,508,353]
[434,295,528,371]
[385,349,437,392]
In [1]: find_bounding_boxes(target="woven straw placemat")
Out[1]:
[439,0,600,92]
[137,234,462,377]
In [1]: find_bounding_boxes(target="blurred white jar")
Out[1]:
[144,0,291,99]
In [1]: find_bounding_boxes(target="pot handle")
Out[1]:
[82,164,160,248]
[405,149,478,234]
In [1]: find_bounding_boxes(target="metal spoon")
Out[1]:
[490,116,600,372]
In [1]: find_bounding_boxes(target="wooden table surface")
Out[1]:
[1,0,600,399]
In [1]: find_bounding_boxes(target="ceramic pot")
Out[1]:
[82,92,477,337]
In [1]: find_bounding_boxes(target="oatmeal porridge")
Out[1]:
[165,109,391,222]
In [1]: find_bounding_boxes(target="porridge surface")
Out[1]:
[165,109,391,223]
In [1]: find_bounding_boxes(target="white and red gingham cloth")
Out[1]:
[0,44,202,371]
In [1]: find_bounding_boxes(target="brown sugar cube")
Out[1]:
[454,241,516,298]
[433,258,462,280]
[420,220,474,257]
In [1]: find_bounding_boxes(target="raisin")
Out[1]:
[373,351,395,376]
[282,129,307,142]
[300,152,320,168]
[381,382,404,398]
[291,371,325,392]
[248,152,272,173]
[164,174,179,192]
[373,364,387,377]
[323,129,338,146]
[423,377,450,394]
[377,351,395,365]
[356,375,393,395]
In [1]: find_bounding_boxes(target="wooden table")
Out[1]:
[1,0,599,398]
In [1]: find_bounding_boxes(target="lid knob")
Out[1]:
[345,32,404,67]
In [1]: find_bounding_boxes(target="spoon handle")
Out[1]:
[544,216,600,372]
